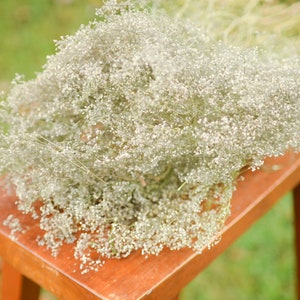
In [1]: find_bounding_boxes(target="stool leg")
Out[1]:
[2,262,40,300]
[294,184,300,300]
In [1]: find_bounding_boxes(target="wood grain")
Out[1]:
[0,152,300,300]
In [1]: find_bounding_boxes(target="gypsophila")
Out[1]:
[0,0,299,271]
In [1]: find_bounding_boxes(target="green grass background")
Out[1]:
[0,1,296,299]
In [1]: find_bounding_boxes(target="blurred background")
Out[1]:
[0,1,298,299]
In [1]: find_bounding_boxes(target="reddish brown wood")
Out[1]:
[0,152,299,300]
[2,262,22,300]
[2,262,40,300]
[294,183,300,300]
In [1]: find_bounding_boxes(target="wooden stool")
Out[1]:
[1,152,300,300]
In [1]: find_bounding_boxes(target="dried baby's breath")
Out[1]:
[0,1,299,271]
[3,215,27,241]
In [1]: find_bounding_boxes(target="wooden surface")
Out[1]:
[0,152,300,300]
[2,262,40,300]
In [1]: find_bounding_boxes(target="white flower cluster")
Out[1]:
[0,1,299,270]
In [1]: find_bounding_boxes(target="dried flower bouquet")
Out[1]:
[0,1,299,271]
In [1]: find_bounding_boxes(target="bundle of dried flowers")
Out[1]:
[0,1,299,271]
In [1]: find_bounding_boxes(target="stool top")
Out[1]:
[0,152,300,300]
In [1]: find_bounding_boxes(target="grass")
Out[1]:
[0,1,297,299]
[0,0,100,82]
